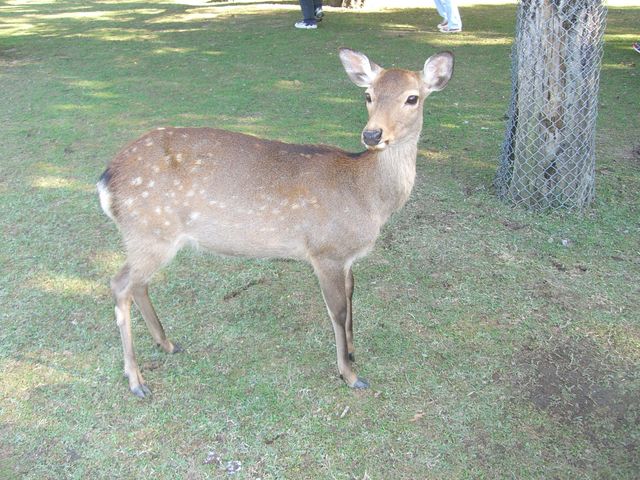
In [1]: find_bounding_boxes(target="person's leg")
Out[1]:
[445,0,462,30]
[433,0,448,23]
[313,0,324,19]
[299,0,315,21]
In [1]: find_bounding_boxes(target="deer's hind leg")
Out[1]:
[132,284,181,354]
[112,264,150,398]
[111,238,181,397]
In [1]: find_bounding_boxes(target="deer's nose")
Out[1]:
[362,129,383,146]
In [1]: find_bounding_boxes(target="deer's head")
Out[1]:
[339,48,454,151]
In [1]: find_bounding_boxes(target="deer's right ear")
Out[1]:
[339,48,382,88]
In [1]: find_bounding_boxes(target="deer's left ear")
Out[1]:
[339,47,383,88]
[422,51,454,92]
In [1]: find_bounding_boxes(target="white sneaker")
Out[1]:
[295,20,317,29]
[439,25,461,33]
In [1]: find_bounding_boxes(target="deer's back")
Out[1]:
[102,127,381,261]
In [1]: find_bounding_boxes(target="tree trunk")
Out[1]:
[496,0,606,211]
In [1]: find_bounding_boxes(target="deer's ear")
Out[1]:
[422,51,454,92]
[339,48,383,88]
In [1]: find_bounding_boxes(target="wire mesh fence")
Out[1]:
[496,0,607,212]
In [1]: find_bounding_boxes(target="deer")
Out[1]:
[97,48,454,398]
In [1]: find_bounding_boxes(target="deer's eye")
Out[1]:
[365,93,372,104]
[406,95,419,105]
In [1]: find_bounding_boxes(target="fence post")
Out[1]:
[495,0,607,212]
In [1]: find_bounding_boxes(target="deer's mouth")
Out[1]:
[365,141,388,151]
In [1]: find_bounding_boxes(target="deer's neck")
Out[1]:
[370,139,418,220]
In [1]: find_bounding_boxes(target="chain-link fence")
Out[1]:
[495,0,607,212]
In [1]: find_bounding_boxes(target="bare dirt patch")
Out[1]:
[509,335,639,456]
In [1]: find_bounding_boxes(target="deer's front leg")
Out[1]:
[345,266,355,362]
[313,259,368,389]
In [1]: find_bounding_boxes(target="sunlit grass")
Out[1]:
[425,33,513,47]
[66,27,160,41]
[1,357,75,397]
[31,175,94,191]
[30,272,104,298]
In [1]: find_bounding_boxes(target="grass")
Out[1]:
[0,1,638,478]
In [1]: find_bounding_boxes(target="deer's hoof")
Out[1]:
[131,384,152,398]
[350,377,369,389]
[348,352,355,362]
[171,342,183,354]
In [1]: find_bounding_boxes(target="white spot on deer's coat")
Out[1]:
[291,204,300,210]
[176,153,183,163]
[145,138,154,147]
[124,198,134,207]
[131,177,143,186]
[147,180,155,188]
[186,190,195,197]
[152,166,160,173]
[141,191,149,198]
[154,206,162,215]
[189,212,201,221]
[164,221,171,226]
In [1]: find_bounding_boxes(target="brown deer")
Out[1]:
[97,48,454,397]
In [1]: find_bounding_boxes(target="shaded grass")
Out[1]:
[1,1,639,479]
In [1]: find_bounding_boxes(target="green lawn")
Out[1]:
[1,1,638,478]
